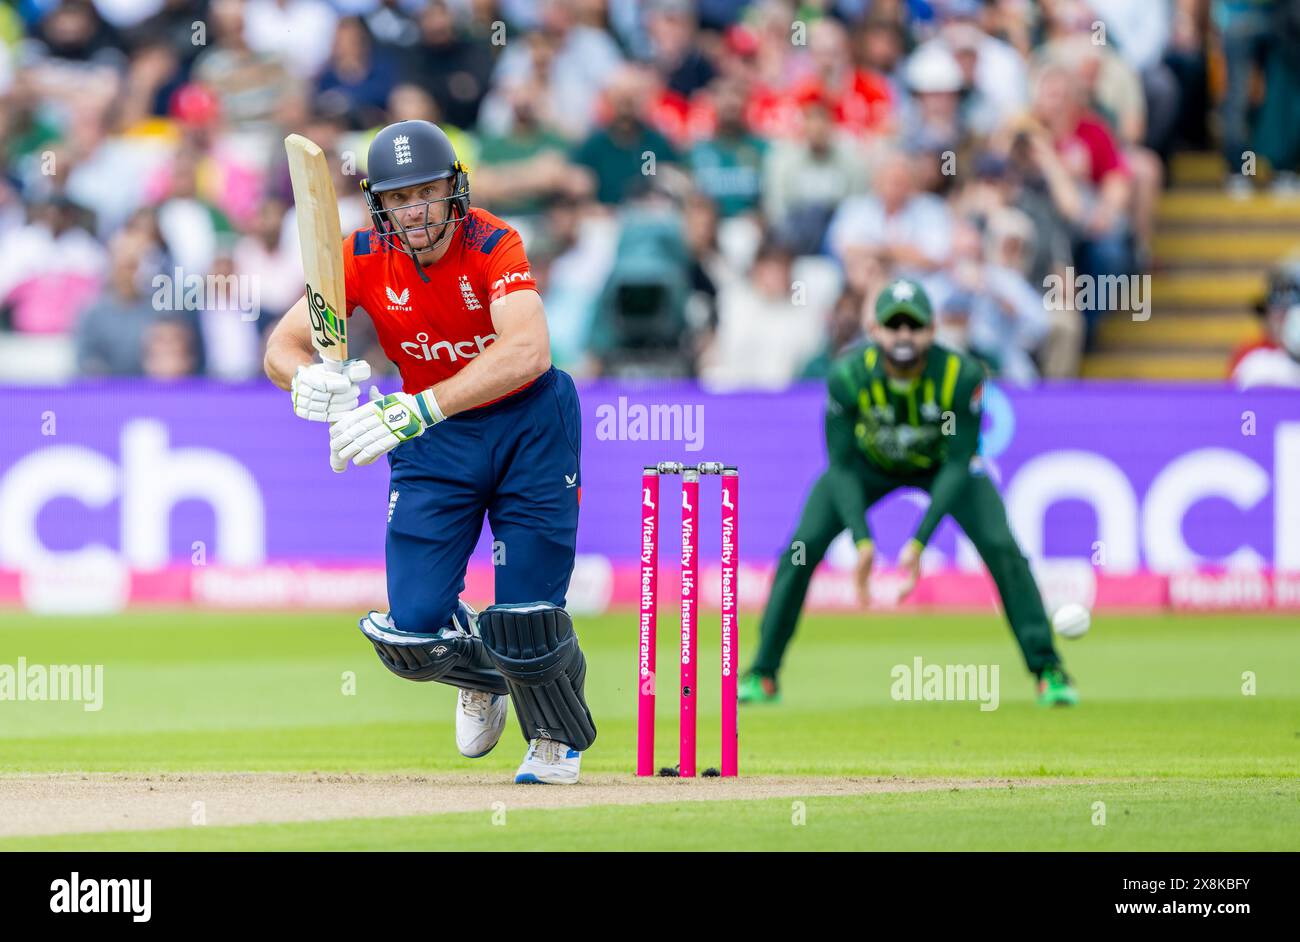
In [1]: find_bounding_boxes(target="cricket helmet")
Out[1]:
[361,120,470,255]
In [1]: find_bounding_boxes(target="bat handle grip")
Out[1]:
[323,358,348,473]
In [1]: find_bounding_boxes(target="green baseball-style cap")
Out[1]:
[874,277,933,327]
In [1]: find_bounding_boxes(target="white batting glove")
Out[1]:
[291,358,372,422]
[330,385,445,469]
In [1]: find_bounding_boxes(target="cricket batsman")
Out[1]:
[739,278,1078,707]
[265,120,594,784]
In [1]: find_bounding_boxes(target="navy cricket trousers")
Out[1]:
[384,367,582,632]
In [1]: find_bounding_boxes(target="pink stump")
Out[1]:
[679,467,700,777]
[720,467,739,776]
[636,467,659,776]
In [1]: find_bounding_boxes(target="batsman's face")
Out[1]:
[872,315,934,368]
[381,179,453,251]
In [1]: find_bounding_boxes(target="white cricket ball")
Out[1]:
[1052,603,1091,639]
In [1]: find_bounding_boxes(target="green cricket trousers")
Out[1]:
[750,463,1061,678]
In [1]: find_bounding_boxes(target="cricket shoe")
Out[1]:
[446,599,509,757]
[738,671,781,704]
[456,689,509,758]
[1037,666,1080,707]
[514,737,581,785]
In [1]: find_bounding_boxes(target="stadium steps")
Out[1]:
[1148,271,1267,306]
[1156,190,1300,223]
[1095,310,1259,348]
[1167,151,1226,187]
[1152,231,1300,265]
[1080,351,1229,379]
[1080,152,1300,380]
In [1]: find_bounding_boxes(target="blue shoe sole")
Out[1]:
[514,773,543,784]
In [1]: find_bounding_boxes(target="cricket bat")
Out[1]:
[285,133,350,471]
[285,133,349,362]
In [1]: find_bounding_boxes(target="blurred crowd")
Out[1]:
[0,0,1289,387]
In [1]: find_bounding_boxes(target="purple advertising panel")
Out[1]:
[576,380,1300,574]
[0,379,1297,611]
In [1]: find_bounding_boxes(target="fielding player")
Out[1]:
[265,120,595,784]
[739,278,1078,707]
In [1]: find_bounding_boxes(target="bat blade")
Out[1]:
[285,133,348,362]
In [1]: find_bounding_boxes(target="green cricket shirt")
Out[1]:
[824,341,987,547]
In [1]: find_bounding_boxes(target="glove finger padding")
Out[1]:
[293,362,364,422]
[317,370,352,393]
[355,438,396,465]
[478,603,597,751]
[330,409,378,446]
[295,364,351,394]
[335,423,390,464]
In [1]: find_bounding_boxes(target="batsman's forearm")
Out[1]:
[264,295,317,390]
[264,335,316,391]
[428,333,550,417]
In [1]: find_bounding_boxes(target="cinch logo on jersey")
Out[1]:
[386,286,411,311]
[400,331,497,362]
[394,134,412,165]
[490,270,532,297]
[50,872,151,922]
[459,274,482,311]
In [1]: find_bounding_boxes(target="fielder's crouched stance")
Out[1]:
[266,120,595,784]
[740,278,1078,708]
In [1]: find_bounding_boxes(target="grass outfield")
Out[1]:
[0,609,1296,849]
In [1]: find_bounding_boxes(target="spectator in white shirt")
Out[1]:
[915,11,1028,129]
[1231,266,1300,389]
[828,149,952,284]
[489,0,624,140]
[929,218,1047,385]
[243,0,340,80]
[702,238,831,390]
[0,197,106,334]
[92,0,163,29]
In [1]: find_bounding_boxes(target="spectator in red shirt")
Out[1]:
[1030,63,1134,342]
[787,18,894,137]
[1229,262,1300,387]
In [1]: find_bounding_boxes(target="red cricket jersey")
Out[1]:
[341,206,539,397]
